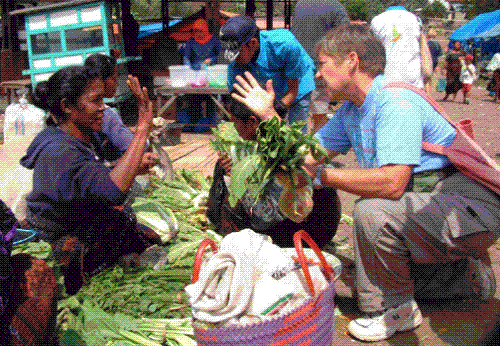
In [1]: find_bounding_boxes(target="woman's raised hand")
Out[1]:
[231,71,279,121]
[127,75,153,132]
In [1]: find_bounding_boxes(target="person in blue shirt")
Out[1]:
[84,54,134,162]
[219,15,315,133]
[231,24,500,342]
[182,18,221,132]
[183,18,221,70]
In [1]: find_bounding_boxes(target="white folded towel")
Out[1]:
[185,229,295,323]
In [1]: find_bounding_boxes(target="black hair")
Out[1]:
[32,65,95,125]
[84,53,117,80]
[226,96,257,123]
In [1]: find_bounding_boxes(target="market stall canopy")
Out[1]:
[138,19,182,40]
[449,9,500,41]
[476,22,500,39]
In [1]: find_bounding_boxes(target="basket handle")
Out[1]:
[192,238,218,283]
[293,230,333,297]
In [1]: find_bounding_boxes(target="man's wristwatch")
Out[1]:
[273,99,289,118]
[313,164,326,189]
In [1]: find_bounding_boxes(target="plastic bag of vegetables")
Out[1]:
[211,119,329,223]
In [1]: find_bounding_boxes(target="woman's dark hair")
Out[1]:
[84,53,117,80]
[32,65,95,125]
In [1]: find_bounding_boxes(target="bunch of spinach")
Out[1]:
[219,118,329,211]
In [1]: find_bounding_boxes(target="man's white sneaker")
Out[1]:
[468,256,496,301]
[347,300,423,342]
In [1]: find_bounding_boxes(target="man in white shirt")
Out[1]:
[370,2,424,89]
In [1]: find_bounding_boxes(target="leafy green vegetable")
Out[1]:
[59,301,196,346]
[132,198,179,243]
[68,265,192,319]
[212,119,330,216]
[340,213,354,226]
[11,239,53,259]
[210,122,259,163]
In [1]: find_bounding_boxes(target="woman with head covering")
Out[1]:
[442,40,465,101]
[183,18,221,70]
[180,18,221,132]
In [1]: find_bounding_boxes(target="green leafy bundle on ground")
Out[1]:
[11,168,223,345]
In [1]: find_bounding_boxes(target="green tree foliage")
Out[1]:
[463,0,500,19]
[341,0,385,21]
[131,0,161,20]
[420,1,448,23]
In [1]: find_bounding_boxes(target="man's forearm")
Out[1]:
[321,165,412,200]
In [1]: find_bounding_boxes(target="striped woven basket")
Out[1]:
[191,230,337,346]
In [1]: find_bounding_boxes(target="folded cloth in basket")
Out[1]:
[185,229,295,323]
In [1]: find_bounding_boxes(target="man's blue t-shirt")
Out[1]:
[315,75,456,173]
[227,29,315,105]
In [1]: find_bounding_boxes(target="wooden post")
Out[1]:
[245,0,256,18]
[284,0,292,29]
[205,0,220,36]
[1,0,8,49]
[162,0,169,36]
[266,0,273,30]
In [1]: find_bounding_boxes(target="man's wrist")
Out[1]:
[273,99,289,118]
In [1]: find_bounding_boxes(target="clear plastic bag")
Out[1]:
[276,172,313,224]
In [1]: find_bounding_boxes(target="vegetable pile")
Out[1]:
[211,119,330,222]
[13,168,221,346]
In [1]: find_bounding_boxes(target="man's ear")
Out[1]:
[347,51,360,73]
[248,37,258,50]
[249,115,260,129]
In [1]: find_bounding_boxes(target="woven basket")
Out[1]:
[191,230,337,346]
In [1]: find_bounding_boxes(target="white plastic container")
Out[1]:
[168,65,189,87]
[206,64,228,88]
[153,75,170,86]
[187,68,207,87]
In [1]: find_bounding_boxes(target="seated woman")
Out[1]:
[20,66,161,295]
[84,53,134,161]
[207,97,341,248]
[181,18,221,132]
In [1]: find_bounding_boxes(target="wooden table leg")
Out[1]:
[209,94,231,119]
[156,95,179,118]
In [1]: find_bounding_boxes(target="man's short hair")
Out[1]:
[315,24,386,78]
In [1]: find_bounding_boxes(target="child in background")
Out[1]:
[460,54,477,104]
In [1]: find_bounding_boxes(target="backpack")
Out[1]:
[384,82,500,196]
[0,199,16,316]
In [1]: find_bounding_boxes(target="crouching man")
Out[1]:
[231,24,500,342]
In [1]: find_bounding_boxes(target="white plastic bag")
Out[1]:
[0,94,46,220]
[3,94,46,146]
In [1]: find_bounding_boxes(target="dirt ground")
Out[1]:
[329,80,500,346]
